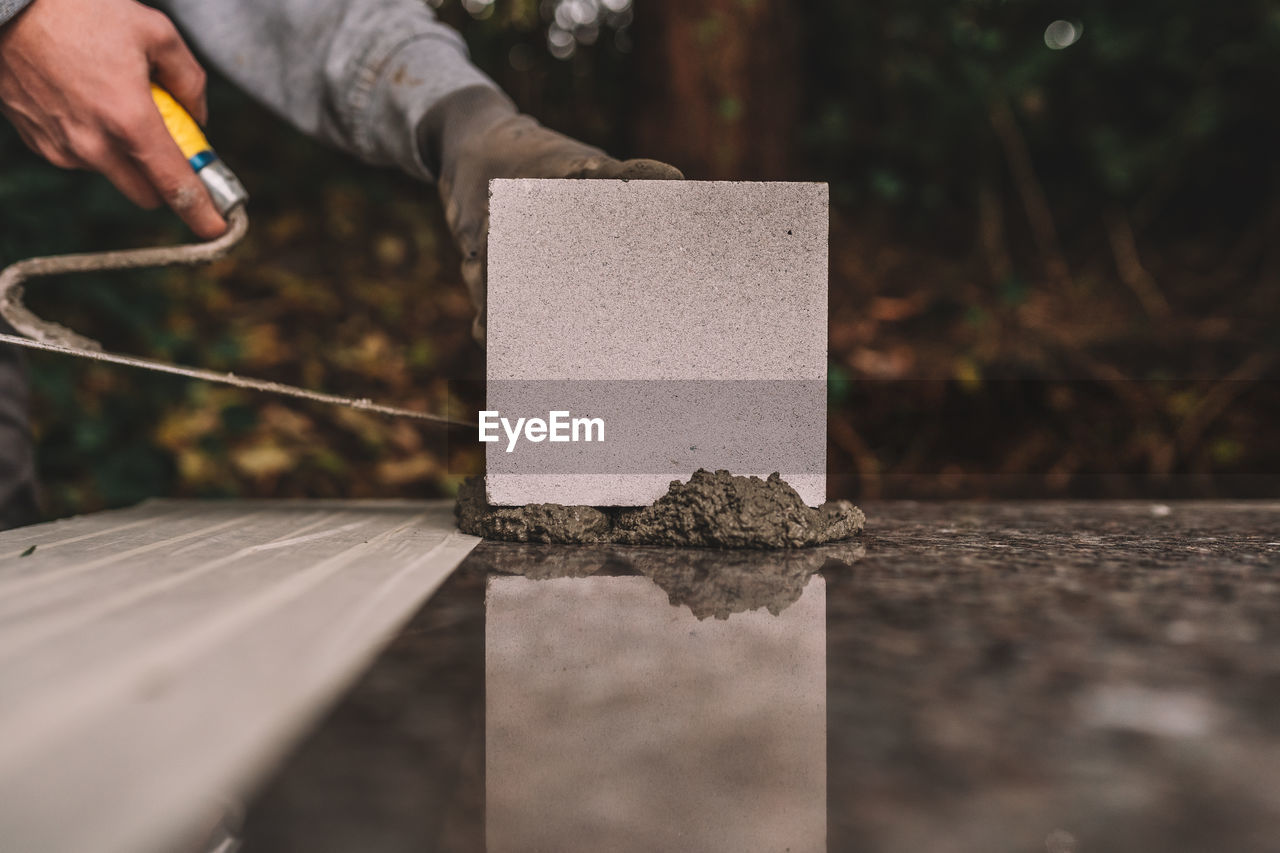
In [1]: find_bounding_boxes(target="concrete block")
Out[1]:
[486,180,827,506]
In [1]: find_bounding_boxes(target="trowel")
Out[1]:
[0,86,469,428]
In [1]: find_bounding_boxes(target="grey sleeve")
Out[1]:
[156,0,500,182]
[0,0,34,26]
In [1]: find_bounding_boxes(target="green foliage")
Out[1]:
[801,0,1280,220]
[0,0,1275,513]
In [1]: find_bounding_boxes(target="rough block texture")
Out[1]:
[486,179,828,506]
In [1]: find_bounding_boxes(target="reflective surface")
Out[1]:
[487,573,825,852]
[242,502,1280,853]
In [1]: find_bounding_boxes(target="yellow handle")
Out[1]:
[148,83,249,215]
[150,84,211,161]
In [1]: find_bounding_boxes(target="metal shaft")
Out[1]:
[0,208,475,429]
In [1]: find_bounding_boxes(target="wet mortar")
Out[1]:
[455,468,865,549]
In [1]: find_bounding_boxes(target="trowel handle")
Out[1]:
[150,84,249,216]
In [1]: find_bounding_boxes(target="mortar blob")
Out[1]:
[455,469,865,549]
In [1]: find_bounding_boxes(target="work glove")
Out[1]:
[420,86,682,343]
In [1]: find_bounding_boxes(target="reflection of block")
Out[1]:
[486,180,828,506]
[486,575,827,853]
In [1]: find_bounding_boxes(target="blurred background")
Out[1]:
[0,0,1277,516]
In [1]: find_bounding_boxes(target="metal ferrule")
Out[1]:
[191,156,250,216]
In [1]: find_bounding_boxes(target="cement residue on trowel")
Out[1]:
[455,469,865,549]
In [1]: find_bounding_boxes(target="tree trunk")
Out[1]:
[630,0,801,180]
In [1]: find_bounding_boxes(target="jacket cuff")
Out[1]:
[0,0,35,26]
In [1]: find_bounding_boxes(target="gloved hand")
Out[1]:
[420,86,682,343]
[0,0,226,238]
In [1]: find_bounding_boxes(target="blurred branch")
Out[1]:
[999,429,1052,475]
[988,99,1072,291]
[1224,191,1279,289]
[828,415,882,500]
[1105,211,1172,320]
[977,184,1013,284]
[1252,191,1280,304]
[1175,349,1279,457]
[632,0,799,178]
[1045,448,1081,492]
[1023,315,1157,418]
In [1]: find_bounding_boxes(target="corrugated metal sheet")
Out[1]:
[0,499,478,853]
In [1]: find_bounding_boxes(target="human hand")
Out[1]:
[0,0,226,237]
[423,86,682,343]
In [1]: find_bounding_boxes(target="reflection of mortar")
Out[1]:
[470,540,864,620]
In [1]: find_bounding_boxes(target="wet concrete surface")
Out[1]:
[241,501,1280,853]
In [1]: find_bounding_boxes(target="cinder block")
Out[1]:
[486,180,827,506]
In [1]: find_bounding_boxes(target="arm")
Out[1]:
[156,0,500,182]
[164,0,680,343]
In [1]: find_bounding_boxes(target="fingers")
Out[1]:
[114,101,227,238]
[459,220,488,345]
[616,159,684,181]
[32,104,219,233]
[45,123,161,208]
[462,255,487,343]
[142,11,207,124]
[567,156,685,181]
[134,14,224,235]
[91,150,163,210]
